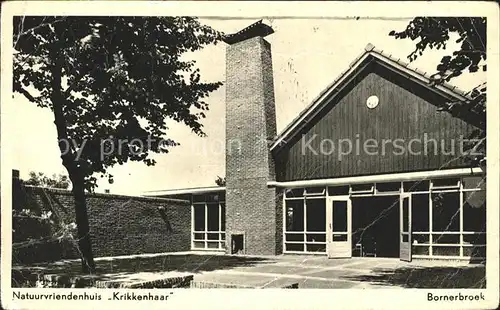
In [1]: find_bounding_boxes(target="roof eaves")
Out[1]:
[370,47,469,98]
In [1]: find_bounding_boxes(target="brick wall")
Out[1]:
[12,184,191,263]
[225,35,279,255]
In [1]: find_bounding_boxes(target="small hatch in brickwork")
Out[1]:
[231,233,244,255]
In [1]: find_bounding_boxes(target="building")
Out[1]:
[147,20,486,261]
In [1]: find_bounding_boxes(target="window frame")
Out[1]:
[282,175,486,259]
[191,195,226,251]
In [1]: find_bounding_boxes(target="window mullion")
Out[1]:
[303,197,307,250]
[459,181,464,257]
[429,193,433,256]
[205,203,208,248]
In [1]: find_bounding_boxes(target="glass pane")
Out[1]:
[432,234,460,244]
[376,182,401,192]
[403,180,429,192]
[207,241,219,249]
[463,199,486,232]
[432,178,460,188]
[462,176,486,190]
[304,186,326,196]
[194,233,205,240]
[306,233,326,242]
[194,204,205,231]
[207,203,219,231]
[412,234,430,244]
[432,192,460,232]
[193,241,205,249]
[333,234,347,241]
[412,245,430,255]
[220,233,225,241]
[332,201,347,232]
[285,233,304,242]
[306,244,326,252]
[402,198,409,233]
[402,234,409,242]
[220,242,226,249]
[285,200,304,231]
[463,234,486,245]
[207,233,218,240]
[432,246,460,256]
[306,198,326,232]
[285,243,304,252]
[285,188,304,198]
[351,183,373,192]
[193,195,206,203]
[463,246,486,258]
[411,193,429,231]
[205,193,220,202]
[220,203,226,231]
[328,186,349,195]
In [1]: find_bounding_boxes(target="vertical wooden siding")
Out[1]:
[275,64,477,182]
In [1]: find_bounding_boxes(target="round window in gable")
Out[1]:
[366,95,379,109]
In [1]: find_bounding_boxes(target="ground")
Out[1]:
[12,252,486,289]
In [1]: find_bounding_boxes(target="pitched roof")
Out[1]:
[270,43,470,152]
[144,186,225,196]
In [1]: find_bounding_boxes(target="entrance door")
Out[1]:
[399,193,412,262]
[327,196,352,258]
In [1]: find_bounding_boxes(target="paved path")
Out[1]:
[192,256,472,289]
[14,252,482,289]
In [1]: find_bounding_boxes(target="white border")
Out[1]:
[1,2,499,310]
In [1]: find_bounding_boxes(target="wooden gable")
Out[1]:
[273,59,478,182]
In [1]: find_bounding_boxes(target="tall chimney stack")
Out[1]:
[223,20,279,255]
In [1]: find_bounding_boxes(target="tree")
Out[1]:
[23,171,71,189]
[13,16,223,273]
[215,176,226,187]
[390,17,486,163]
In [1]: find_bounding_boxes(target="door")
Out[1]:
[399,193,412,261]
[327,196,352,258]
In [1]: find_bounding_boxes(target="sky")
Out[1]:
[9,17,485,195]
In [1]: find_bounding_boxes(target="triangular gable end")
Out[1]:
[270,43,471,152]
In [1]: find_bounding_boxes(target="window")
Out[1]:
[304,187,326,196]
[286,200,304,232]
[412,194,430,232]
[403,180,429,192]
[285,188,304,198]
[431,178,460,190]
[221,203,226,231]
[350,183,374,194]
[306,198,326,232]
[332,201,347,232]
[194,204,205,231]
[463,201,485,232]
[207,202,220,231]
[462,176,485,190]
[412,181,486,259]
[376,182,401,193]
[284,191,327,253]
[192,193,225,250]
[328,185,349,196]
[432,192,460,232]
[283,176,486,259]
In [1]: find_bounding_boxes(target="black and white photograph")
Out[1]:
[1,1,499,310]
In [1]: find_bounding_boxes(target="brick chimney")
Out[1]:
[223,20,279,255]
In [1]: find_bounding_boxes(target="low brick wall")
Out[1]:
[190,281,299,289]
[96,275,194,289]
[13,185,191,263]
[12,269,193,288]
